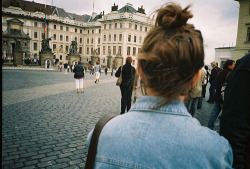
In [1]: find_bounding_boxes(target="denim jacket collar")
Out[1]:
[130,96,191,117]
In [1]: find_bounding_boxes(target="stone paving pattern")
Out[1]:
[2,69,220,169]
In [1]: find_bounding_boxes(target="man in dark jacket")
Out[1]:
[207,59,235,130]
[115,56,136,114]
[220,53,250,169]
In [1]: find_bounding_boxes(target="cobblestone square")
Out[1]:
[2,69,219,168]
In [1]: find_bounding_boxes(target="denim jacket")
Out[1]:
[86,96,233,169]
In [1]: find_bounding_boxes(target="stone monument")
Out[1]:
[90,49,100,65]
[13,39,23,67]
[68,40,80,66]
[40,37,53,68]
[114,53,123,69]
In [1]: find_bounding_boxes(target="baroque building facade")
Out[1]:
[2,0,154,68]
[234,0,250,59]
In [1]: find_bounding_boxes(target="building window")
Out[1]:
[103,46,106,55]
[91,38,93,44]
[66,36,69,42]
[109,34,111,41]
[34,22,37,27]
[34,43,37,50]
[80,29,82,33]
[66,27,69,31]
[41,33,45,39]
[53,34,56,40]
[247,27,250,42]
[87,47,89,54]
[104,24,106,29]
[98,48,100,55]
[109,24,112,29]
[127,46,130,55]
[54,25,56,29]
[134,24,137,30]
[88,30,90,34]
[92,30,94,34]
[60,55,62,60]
[34,53,37,58]
[120,23,123,28]
[75,28,77,33]
[75,37,77,41]
[114,34,117,41]
[104,35,106,41]
[60,26,63,30]
[66,56,68,60]
[103,58,105,63]
[34,32,37,38]
[133,47,136,55]
[134,36,137,43]
[53,44,56,50]
[99,29,101,33]
[113,46,116,55]
[145,27,148,32]
[140,26,142,31]
[119,34,122,41]
[115,23,117,28]
[139,37,142,44]
[60,35,63,41]
[129,23,132,29]
[98,38,100,44]
[108,46,111,55]
[66,46,69,52]
[128,35,131,42]
[118,46,122,54]
[80,38,82,43]
[79,47,82,54]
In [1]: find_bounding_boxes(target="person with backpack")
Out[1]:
[207,59,235,130]
[207,61,220,103]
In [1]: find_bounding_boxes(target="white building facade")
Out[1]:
[2,1,154,68]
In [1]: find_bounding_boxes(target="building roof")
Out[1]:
[118,3,138,13]
[2,0,91,22]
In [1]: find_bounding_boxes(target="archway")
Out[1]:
[45,59,51,68]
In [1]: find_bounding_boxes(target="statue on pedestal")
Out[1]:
[41,37,52,53]
[69,40,78,55]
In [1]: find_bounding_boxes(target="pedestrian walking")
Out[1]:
[104,67,108,75]
[115,56,136,114]
[207,59,235,130]
[187,68,205,116]
[219,53,250,169]
[94,61,101,84]
[57,64,60,72]
[86,3,233,168]
[207,61,220,103]
[197,67,208,109]
[64,62,68,74]
[73,61,84,93]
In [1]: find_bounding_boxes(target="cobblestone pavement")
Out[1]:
[2,69,220,169]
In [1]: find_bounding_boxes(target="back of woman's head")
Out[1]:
[138,2,204,106]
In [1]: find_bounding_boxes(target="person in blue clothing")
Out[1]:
[86,2,233,168]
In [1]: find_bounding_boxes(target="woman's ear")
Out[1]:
[137,62,144,79]
[189,69,201,88]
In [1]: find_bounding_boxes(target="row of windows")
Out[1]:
[104,23,148,32]
[99,46,141,56]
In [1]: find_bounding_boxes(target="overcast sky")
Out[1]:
[27,0,239,64]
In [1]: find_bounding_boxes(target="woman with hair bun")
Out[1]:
[86,3,233,168]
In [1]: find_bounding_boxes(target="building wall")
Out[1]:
[215,47,235,68]
[234,0,250,60]
[2,3,153,68]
